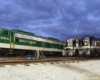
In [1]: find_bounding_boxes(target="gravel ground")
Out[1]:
[0,60,100,80]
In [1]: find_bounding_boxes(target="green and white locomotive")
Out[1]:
[0,28,65,57]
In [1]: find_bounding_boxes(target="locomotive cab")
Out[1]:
[92,38,100,56]
[65,38,73,49]
[81,36,91,56]
[83,37,90,46]
[64,38,75,56]
[90,37,97,46]
[73,39,79,48]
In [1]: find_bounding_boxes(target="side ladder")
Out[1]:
[10,43,14,55]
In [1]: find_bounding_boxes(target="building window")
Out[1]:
[16,39,19,42]
[3,31,8,35]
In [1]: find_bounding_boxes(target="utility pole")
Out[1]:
[77,30,81,39]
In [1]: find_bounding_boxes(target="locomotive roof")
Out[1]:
[12,29,34,35]
[0,28,64,43]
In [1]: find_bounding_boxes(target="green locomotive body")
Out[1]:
[0,28,65,56]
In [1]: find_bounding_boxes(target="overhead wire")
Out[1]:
[53,0,78,35]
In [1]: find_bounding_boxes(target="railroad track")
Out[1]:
[0,57,100,66]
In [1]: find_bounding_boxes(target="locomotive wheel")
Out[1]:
[0,53,3,57]
[20,50,26,57]
[5,53,10,57]
[67,53,70,57]
[3,53,8,57]
[86,54,90,57]
[19,52,24,57]
[15,50,20,56]
[15,53,20,56]
[20,53,25,57]
[0,49,3,57]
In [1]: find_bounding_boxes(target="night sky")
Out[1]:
[0,0,100,42]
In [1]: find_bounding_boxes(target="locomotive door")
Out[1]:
[10,32,15,49]
[42,43,45,51]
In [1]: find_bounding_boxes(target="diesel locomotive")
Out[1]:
[64,36,100,56]
[0,28,65,57]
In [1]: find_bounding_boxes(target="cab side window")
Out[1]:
[11,33,13,36]
[3,30,9,35]
[16,39,19,42]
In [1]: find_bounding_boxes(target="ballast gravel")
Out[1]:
[0,60,100,80]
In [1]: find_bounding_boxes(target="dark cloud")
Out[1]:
[0,0,100,42]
